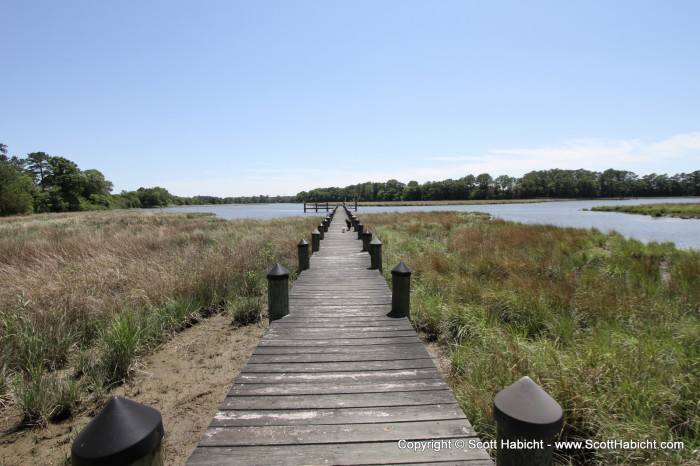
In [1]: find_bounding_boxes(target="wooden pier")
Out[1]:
[187,209,492,465]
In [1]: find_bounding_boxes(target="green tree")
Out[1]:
[25,152,52,192]
[0,144,34,216]
[136,187,172,208]
[45,156,85,211]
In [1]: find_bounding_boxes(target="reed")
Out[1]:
[363,211,699,465]
[590,202,700,218]
[0,210,320,426]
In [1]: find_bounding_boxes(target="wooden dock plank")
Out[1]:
[188,442,493,465]
[210,403,467,427]
[198,419,478,446]
[187,208,492,465]
[229,380,450,396]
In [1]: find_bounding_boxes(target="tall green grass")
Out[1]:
[590,202,700,218]
[0,211,320,426]
[364,211,699,465]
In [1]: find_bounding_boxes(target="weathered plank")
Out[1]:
[198,419,478,446]
[188,442,493,465]
[221,389,457,410]
[229,380,450,396]
[210,403,466,426]
[236,368,445,384]
[241,359,438,373]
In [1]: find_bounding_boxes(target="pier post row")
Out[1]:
[267,263,290,322]
[493,376,563,466]
[390,261,412,318]
[297,239,310,271]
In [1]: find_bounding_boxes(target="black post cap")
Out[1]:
[370,238,382,245]
[71,396,163,466]
[311,229,320,235]
[391,261,412,276]
[363,229,372,235]
[297,239,308,246]
[493,376,564,437]
[267,263,290,280]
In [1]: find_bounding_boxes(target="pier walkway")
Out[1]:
[187,209,492,464]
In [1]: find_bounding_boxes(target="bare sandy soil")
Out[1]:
[0,314,266,466]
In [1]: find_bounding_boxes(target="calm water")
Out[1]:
[159,198,700,250]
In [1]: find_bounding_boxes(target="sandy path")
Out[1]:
[0,314,266,466]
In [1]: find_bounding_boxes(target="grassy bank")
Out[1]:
[0,211,320,427]
[590,202,700,219]
[362,211,699,465]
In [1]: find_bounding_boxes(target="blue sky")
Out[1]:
[3,1,699,197]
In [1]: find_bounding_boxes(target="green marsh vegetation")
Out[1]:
[0,211,320,427]
[590,202,700,219]
[363,211,699,465]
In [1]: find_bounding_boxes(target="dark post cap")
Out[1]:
[267,263,290,280]
[493,376,564,437]
[363,228,372,235]
[370,238,382,245]
[312,229,320,235]
[297,239,308,246]
[71,396,163,466]
[391,261,412,276]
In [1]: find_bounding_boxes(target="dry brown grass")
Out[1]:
[0,210,321,426]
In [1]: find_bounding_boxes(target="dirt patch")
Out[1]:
[416,332,452,379]
[0,314,266,466]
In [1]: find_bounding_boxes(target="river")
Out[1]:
[157,198,700,250]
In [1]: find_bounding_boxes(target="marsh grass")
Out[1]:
[0,210,320,426]
[590,202,700,218]
[363,211,699,465]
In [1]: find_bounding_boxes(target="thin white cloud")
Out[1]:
[161,132,700,196]
[643,132,700,158]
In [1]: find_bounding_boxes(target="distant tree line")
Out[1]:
[296,169,700,203]
[2,143,697,216]
[0,144,295,216]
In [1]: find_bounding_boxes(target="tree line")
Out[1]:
[296,169,700,203]
[2,143,698,216]
[0,144,295,216]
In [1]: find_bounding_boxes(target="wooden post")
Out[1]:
[311,229,320,252]
[304,203,307,213]
[297,239,310,271]
[493,376,563,466]
[267,263,289,322]
[390,262,412,317]
[71,397,164,466]
[356,222,364,239]
[318,223,325,240]
[369,238,383,272]
[362,228,372,251]
[323,217,330,232]
[355,199,358,211]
